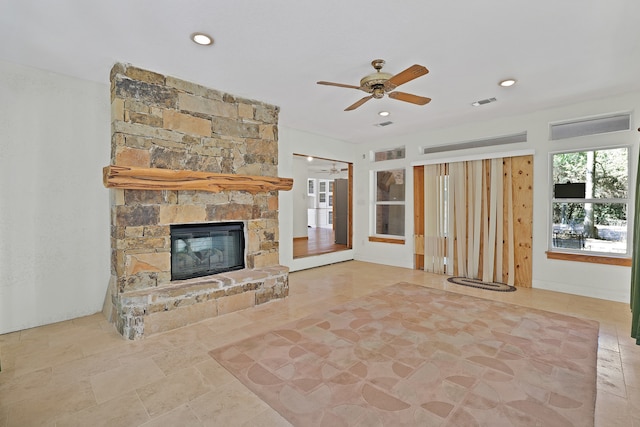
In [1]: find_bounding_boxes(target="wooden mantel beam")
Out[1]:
[103,165,293,194]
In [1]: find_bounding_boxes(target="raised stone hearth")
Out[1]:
[104,63,289,340]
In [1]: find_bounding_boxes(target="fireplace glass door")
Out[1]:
[171,222,245,280]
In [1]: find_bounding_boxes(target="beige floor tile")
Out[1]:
[241,408,292,427]
[70,313,108,329]
[90,358,165,404]
[141,404,204,427]
[55,391,150,427]
[12,342,84,377]
[18,319,76,341]
[52,348,122,382]
[195,359,238,388]
[200,310,254,330]
[189,380,271,427]
[75,329,130,357]
[595,389,634,427]
[151,343,211,376]
[0,406,7,427]
[622,362,640,385]
[137,366,212,418]
[197,327,253,349]
[6,379,95,427]
[114,338,176,365]
[600,331,622,352]
[0,331,20,346]
[0,367,53,408]
[598,348,627,398]
[619,342,640,367]
[153,323,219,348]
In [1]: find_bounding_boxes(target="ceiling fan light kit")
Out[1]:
[317,59,431,111]
[321,163,349,175]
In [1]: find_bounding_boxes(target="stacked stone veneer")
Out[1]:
[104,63,288,340]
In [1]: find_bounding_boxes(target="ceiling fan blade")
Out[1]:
[388,91,431,105]
[384,64,429,90]
[345,95,373,111]
[317,81,361,90]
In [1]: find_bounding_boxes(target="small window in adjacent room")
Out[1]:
[550,147,629,256]
[373,169,405,237]
[307,178,315,196]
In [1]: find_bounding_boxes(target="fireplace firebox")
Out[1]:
[170,222,245,281]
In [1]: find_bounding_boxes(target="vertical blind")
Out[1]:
[424,158,515,285]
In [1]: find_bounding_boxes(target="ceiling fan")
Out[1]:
[317,59,431,111]
[320,163,348,175]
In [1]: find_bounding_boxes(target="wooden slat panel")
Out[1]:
[414,235,425,255]
[511,155,533,287]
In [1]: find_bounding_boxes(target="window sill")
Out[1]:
[545,251,631,267]
[369,236,405,245]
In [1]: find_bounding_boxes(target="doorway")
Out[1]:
[292,154,353,258]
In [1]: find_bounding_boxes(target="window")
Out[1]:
[373,146,405,162]
[550,147,629,256]
[318,180,327,205]
[373,169,405,237]
[307,178,315,196]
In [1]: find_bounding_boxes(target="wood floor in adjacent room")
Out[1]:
[293,227,348,258]
[0,261,638,426]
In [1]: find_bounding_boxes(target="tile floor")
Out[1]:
[0,261,638,426]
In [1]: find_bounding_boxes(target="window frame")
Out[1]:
[371,168,406,240]
[548,144,631,258]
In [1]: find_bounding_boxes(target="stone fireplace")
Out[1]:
[103,63,291,340]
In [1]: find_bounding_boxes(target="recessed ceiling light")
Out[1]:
[378,111,390,117]
[307,156,313,162]
[191,32,213,46]
[499,78,517,87]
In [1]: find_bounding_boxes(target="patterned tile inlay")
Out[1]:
[210,282,599,426]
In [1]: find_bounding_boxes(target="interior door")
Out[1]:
[334,178,348,245]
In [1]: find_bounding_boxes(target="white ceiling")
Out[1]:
[2,1,639,145]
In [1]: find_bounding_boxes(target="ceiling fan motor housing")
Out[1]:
[360,72,395,94]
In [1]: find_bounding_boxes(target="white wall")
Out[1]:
[354,92,640,302]
[0,61,111,334]
[278,127,356,271]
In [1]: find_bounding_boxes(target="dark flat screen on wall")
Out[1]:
[554,182,586,199]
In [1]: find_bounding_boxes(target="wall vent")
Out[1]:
[550,113,631,140]
[421,131,527,155]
